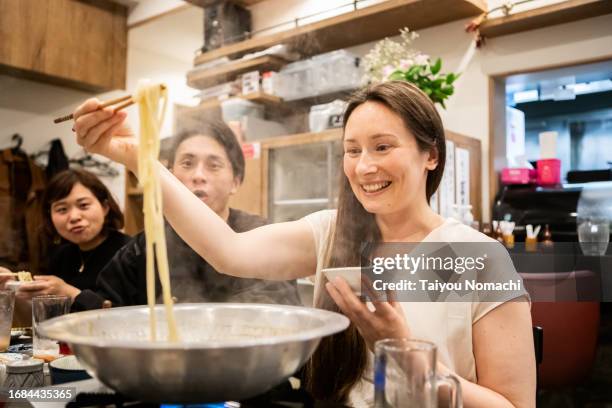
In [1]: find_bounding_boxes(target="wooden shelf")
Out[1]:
[194,0,487,66]
[479,0,612,38]
[187,55,288,89]
[241,91,283,105]
[195,92,284,112]
[198,89,355,117]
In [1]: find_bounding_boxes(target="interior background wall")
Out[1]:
[250,0,612,220]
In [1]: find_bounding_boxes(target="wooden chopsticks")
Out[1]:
[53,84,166,124]
[53,84,167,124]
[53,94,133,124]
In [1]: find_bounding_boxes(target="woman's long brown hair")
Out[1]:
[304,81,447,403]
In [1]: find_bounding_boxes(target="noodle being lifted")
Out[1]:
[133,82,179,342]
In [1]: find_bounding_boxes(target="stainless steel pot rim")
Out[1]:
[37,303,350,349]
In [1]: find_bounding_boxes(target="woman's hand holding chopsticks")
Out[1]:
[73,98,138,172]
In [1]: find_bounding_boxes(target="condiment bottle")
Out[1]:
[481,222,492,237]
[504,232,515,249]
[495,222,504,243]
[525,235,538,252]
[541,224,554,248]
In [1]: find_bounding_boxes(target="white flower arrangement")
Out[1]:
[363,27,459,108]
[363,28,429,83]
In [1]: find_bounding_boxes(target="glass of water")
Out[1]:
[32,295,70,360]
[578,217,610,256]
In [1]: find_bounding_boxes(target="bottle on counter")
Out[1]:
[542,224,554,248]
[500,221,516,249]
[482,222,492,237]
[525,224,540,252]
[494,222,504,243]
[503,232,515,249]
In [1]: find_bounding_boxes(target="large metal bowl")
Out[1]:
[38,303,349,403]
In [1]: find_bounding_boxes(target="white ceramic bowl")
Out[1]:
[322,267,362,295]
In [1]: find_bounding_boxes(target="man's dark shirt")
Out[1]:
[72,208,301,310]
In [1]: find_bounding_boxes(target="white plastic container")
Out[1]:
[240,116,288,141]
[276,50,362,101]
[220,99,264,122]
[310,50,362,95]
[309,100,348,132]
[275,59,314,101]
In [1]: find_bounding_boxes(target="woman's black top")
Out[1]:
[47,230,130,291]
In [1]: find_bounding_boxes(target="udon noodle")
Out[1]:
[133,81,179,342]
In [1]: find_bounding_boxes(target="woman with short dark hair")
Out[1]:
[3,168,129,300]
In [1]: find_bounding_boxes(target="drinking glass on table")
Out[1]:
[32,295,70,360]
[578,217,610,256]
[0,289,15,351]
[374,339,461,408]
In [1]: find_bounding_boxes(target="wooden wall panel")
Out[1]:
[228,157,264,216]
[447,130,483,223]
[0,0,127,92]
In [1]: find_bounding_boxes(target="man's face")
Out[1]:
[171,135,239,217]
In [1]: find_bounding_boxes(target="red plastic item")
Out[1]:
[536,159,561,185]
[501,167,536,185]
[59,341,72,355]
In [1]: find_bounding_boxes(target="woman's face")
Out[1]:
[343,101,438,215]
[50,182,109,249]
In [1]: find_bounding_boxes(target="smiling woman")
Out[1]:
[72,81,535,407]
[0,169,130,305]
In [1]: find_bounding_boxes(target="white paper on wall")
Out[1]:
[505,106,525,166]
[439,140,455,217]
[539,131,558,159]
[455,147,470,206]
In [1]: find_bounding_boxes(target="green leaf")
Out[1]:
[407,65,420,77]
[431,58,442,75]
[446,73,457,84]
[388,71,405,81]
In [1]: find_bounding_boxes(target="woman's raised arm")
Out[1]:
[74,99,318,281]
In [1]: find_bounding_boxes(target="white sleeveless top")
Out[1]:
[303,209,527,407]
